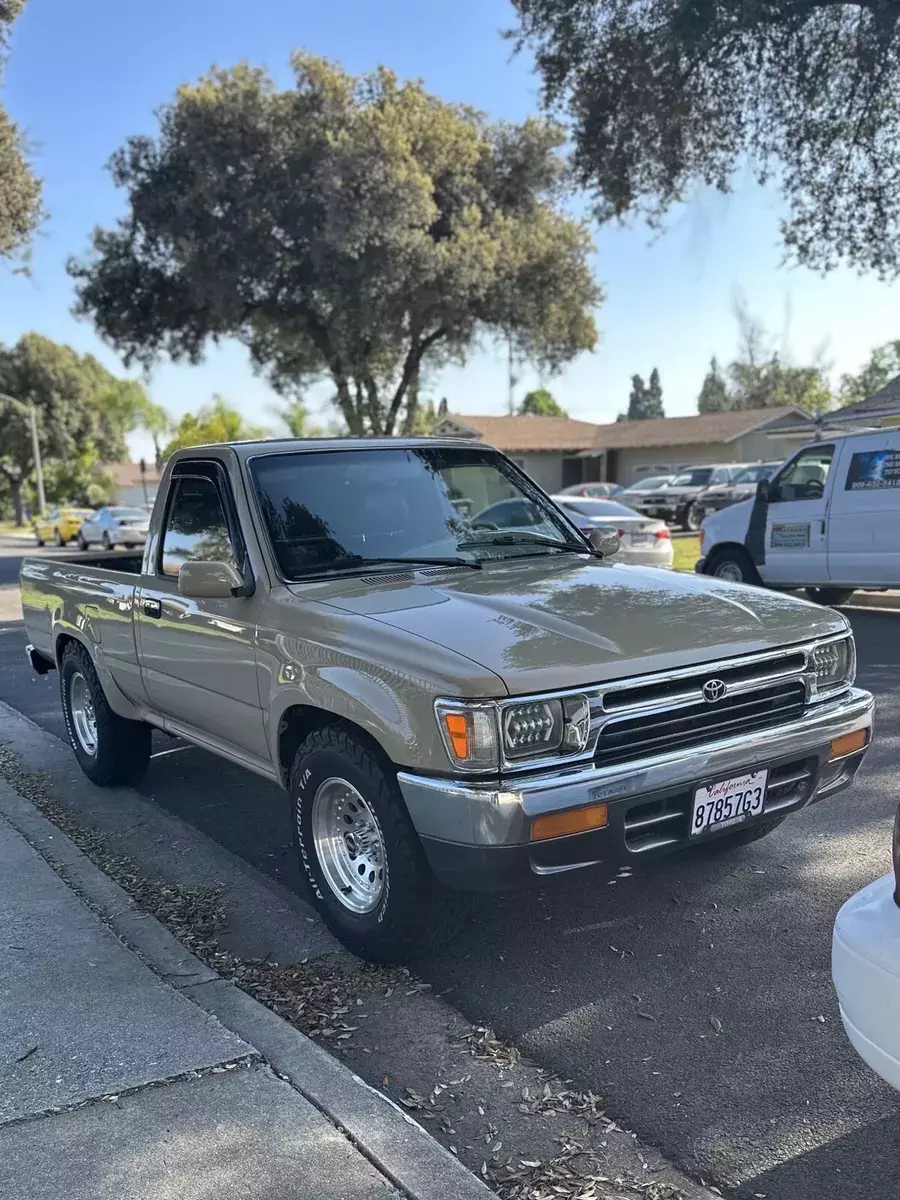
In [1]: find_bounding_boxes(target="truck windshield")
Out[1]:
[250,446,585,578]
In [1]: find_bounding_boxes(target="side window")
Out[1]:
[160,476,238,578]
[710,469,730,485]
[770,445,835,503]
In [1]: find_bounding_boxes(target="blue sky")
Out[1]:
[2,0,898,460]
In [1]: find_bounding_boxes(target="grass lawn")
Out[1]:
[672,534,701,573]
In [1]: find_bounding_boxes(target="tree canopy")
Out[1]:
[0,333,138,522]
[70,53,602,437]
[698,357,729,413]
[512,0,900,276]
[619,369,664,420]
[162,396,270,460]
[519,387,566,416]
[0,1,42,267]
[838,340,900,407]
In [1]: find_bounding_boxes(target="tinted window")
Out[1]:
[672,468,714,487]
[250,447,580,578]
[160,477,237,578]
[770,446,834,503]
[710,468,733,485]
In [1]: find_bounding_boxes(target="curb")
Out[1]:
[842,592,900,612]
[0,778,491,1200]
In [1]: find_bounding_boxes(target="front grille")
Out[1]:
[602,652,807,712]
[622,757,816,852]
[595,680,806,766]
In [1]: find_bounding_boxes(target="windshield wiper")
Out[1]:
[457,533,596,555]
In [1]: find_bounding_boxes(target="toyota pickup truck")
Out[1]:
[21,438,874,961]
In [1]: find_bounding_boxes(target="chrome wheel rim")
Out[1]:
[714,561,744,583]
[69,672,98,755]
[310,778,386,914]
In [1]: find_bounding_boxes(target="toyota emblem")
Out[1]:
[702,678,727,703]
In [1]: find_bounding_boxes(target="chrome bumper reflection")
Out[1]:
[398,687,874,848]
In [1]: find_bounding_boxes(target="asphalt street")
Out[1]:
[2,535,898,1200]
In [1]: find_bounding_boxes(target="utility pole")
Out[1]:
[29,404,46,516]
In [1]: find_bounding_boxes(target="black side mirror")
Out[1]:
[756,479,770,503]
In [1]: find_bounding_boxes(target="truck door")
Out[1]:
[827,432,900,587]
[761,443,836,585]
[135,459,269,765]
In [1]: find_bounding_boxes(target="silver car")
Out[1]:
[77,506,151,550]
[551,496,674,568]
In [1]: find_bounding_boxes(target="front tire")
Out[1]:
[77,532,88,550]
[291,725,463,962]
[682,503,702,533]
[35,530,44,547]
[54,529,65,547]
[707,547,760,586]
[101,532,113,551]
[806,587,855,607]
[60,642,151,786]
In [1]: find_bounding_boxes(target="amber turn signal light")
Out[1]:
[531,803,608,842]
[828,729,869,761]
[442,712,470,760]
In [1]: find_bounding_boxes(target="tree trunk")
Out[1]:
[10,479,24,526]
[402,363,421,435]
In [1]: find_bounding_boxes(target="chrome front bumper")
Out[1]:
[398,687,874,881]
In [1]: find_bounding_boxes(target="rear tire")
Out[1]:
[291,725,463,962]
[35,531,44,546]
[54,529,64,547]
[60,642,151,786]
[101,532,113,551]
[806,587,855,607]
[707,547,760,586]
[77,532,88,550]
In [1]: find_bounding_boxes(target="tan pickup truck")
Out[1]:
[21,438,874,960]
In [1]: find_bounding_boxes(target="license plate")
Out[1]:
[690,770,767,837]
[630,531,654,544]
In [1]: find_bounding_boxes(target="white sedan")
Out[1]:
[551,497,674,569]
[77,506,151,550]
[832,809,900,1090]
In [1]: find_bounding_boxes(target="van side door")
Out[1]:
[761,443,836,585]
[827,433,900,587]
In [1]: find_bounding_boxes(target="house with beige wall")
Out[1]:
[435,408,807,491]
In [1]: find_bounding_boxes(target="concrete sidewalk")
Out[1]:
[0,791,489,1200]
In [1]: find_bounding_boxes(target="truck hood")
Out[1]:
[317,558,845,695]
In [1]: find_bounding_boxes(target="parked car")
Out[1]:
[616,474,675,506]
[636,464,746,531]
[551,496,673,569]
[557,482,622,498]
[699,463,782,519]
[34,507,94,547]
[832,805,900,1091]
[77,506,151,550]
[697,427,900,606]
[21,436,873,962]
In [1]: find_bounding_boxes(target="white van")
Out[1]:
[697,427,900,604]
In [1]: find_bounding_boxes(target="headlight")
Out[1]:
[436,693,592,770]
[812,636,855,693]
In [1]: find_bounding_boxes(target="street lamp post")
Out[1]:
[29,404,46,515]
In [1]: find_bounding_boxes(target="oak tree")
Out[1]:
[70,54,601,437]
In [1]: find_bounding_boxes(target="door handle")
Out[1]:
[821,519,827,535]
[141,598,162,619]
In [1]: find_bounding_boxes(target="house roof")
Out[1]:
[437,407,804,455]
[436,414,600,452]
[589,407,805,451]
[825,373,900,423]
[104,461,163,487]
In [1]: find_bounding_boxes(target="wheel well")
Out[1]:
[54,631,79,667]
[276,706,394,787]
[704,541,760,583]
